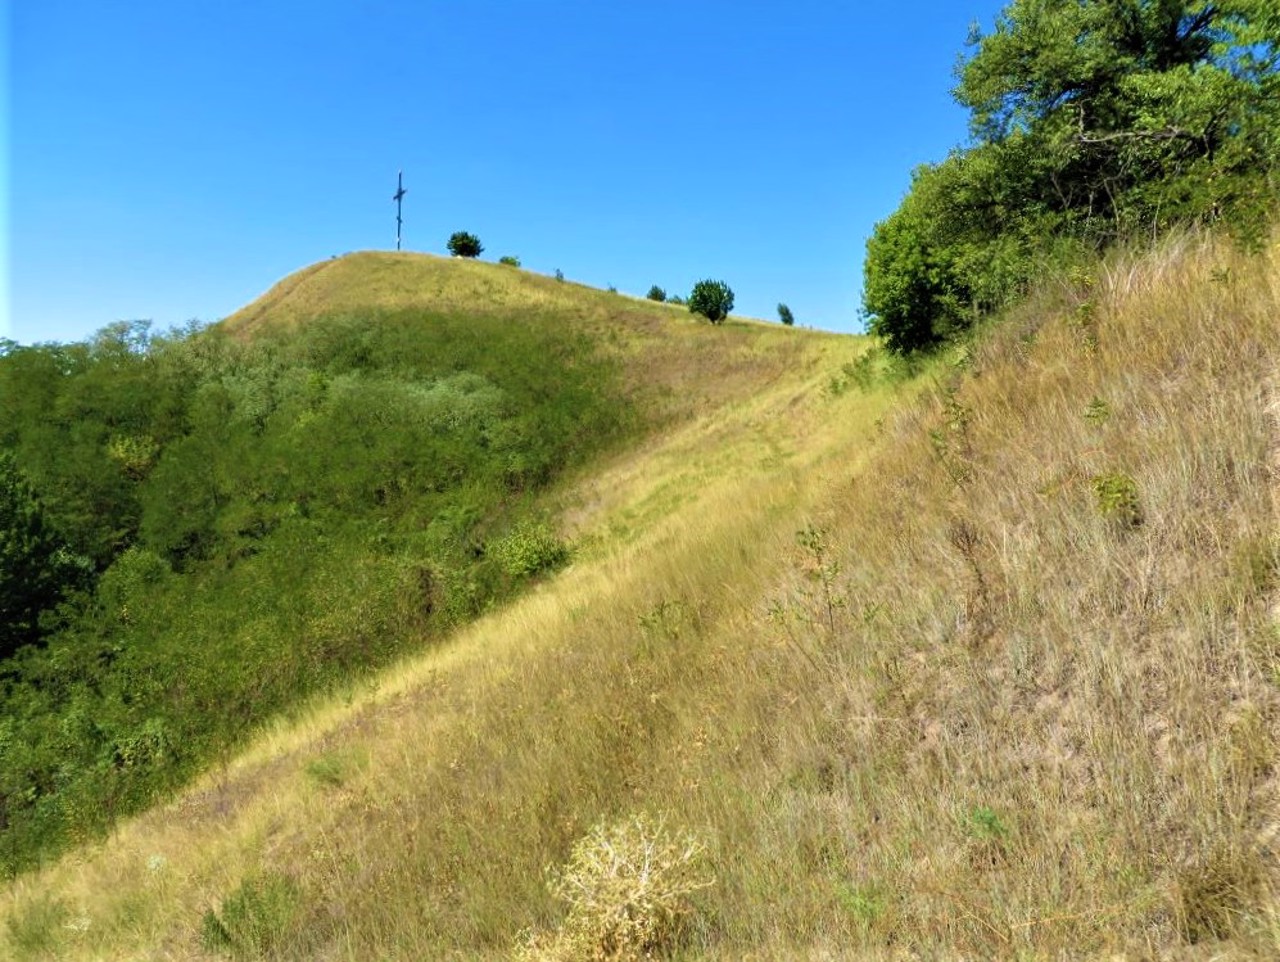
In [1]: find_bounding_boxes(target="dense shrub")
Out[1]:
[490,521,569,578]
[447,231,484,258]
[646,285,667,302]
[777,303,795,326]
[498,255,521,267]
[688,280,734,324]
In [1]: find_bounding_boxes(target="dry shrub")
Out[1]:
[518,814,713,961]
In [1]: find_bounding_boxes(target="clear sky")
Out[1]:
[7,1,1006,344]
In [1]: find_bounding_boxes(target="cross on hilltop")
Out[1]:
[393,171,407,251]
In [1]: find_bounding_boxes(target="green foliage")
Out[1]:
[965,806,1009,841]
[668,294,686,306]
[200,871,302,959]
[0,454,88,659]
[1083,396,1111,427]
[305,749,363,789]
[555,269,565,282]
[498,255,521,267]
[0,306,632,876]
[1092,471,1143,527]
[865,0,1280,353]
[491,520,569,578]
[447,231,484,258]
[834,881,886,930]
[646,285,667,302]
[777,303,795,326]
[795,524,845,634]
[688,280,735,324]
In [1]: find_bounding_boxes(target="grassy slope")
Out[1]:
[4,237,1279,960]
[227,252,817,422]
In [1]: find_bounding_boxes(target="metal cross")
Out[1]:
[393,170,407,251]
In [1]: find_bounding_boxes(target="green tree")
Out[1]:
[777,303,795,326]
[688,280,735,324]
[646,285,667,302]
[0,454,84,659]
[447,232,484,258]
[956,0,1280,235]
[864,0,1280,355]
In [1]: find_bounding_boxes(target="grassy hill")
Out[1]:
[0,254,844,881]
[3,236,1279,960]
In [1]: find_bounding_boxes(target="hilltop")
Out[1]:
[222,252,661,335]
[224,251,822,418]
[3,234,1277,960]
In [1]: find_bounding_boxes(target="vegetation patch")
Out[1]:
[201,871,303,959]
[0,305,631,875]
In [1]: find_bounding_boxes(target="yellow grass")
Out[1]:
[4,233,1278,960]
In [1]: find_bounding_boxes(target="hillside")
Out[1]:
[2,234,1276,960]
[225,251,818,420]
[0,255,846,882]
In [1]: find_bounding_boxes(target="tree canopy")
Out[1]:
[688,280,735,324]
[0,454,86,659]
[865,0,1280,353]
[447,231,484,258]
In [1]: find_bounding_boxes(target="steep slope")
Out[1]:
[3,235,1278,960]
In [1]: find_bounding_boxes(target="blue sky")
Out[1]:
[7,1,1005,344]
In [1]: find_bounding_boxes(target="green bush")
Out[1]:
[777,303,795,326]
[1092,472,1143,528]
[447,231,484,258]
[498,255,521,267]
[688,280,734,324]
[646,285,667,302]
[491,521,569,578]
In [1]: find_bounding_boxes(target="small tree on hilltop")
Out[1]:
[447,232,484,258]
[647,285,667,303]
[688,280,734,324]
[777,303,795,326]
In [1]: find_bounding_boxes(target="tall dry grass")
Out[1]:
[3,232,1277,961]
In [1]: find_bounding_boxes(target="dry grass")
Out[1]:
[3,232,1278,961]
